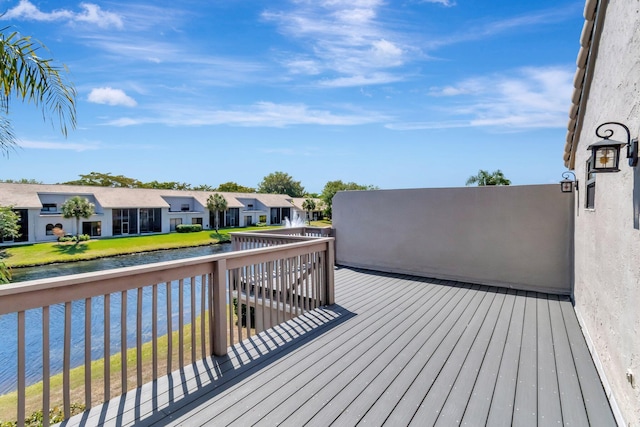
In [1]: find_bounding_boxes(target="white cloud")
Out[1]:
[104,102,388,128]
[2,0,123,29]
[262,1,412,86]
[388,66,573,131]
[19,139,101,152]
[87,87,137,107]
[318,73,403,87]
[420,0,456,7]
[424,5,580,50]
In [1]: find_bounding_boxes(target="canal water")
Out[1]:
[0,244,233,395]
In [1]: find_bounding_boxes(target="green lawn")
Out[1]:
[0,227,278,268]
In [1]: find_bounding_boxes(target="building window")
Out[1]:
[192,217,203,225]
[139,208,161,233]
[181,203,190,212]
[586,156,596,209]
[271,207,281,224]
[170,218,182,232]
[282,207,291,222]
[225,208,239,227]
[41,203,57,213]
[82,221,102,237]
[112,209,138,235]
[46,224,54,235]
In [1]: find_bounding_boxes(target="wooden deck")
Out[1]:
[62,267,616,426]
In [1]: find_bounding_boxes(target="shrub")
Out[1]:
[0,261,10,284]
[0,403,85,426]
[232,297,255,327]
[256,222,267,227]
[58,234,90,242]
[176,224,202,233]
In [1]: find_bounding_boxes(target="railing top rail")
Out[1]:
[0,237,334,314]
[232,226,333,238]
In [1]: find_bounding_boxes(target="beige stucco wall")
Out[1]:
[571,1,640,424]
[333,185,573,294]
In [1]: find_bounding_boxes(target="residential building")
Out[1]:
[561,0,640,423]
[0,183,320,244]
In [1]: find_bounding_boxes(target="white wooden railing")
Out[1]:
[0,235,334,426]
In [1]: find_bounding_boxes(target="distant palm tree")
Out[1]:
[465,169,511,186]
[61,196,95,241]
[302,198,316,224]
[207,193,227,232]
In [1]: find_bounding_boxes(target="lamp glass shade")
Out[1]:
[588,145,620,172]
[587,138,624,172]
[560,180,574,193]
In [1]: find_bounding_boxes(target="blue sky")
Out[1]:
[0,0,584,193]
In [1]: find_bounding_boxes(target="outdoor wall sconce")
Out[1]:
[587,121,638,172]
[560,171,578,193]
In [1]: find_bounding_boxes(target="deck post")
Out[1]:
[212,259,228,356]
[324,239,335,305]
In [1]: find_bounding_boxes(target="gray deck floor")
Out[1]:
[64,267,616,426]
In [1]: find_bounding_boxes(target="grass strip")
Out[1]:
[0,306,247,425]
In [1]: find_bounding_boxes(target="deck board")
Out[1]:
[61,267,616,427]
[537,295,563,425]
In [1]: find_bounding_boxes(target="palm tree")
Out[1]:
[207,193,227,232]
[61,196,95,241]
[302,198,316,224]
[465,169,511,186]
[0,27,76,155]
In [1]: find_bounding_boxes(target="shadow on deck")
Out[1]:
[62,267,616,427]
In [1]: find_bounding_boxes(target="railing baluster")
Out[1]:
[84,298,91,407]
[213,260,227,356]
[64,301,72,418]
[315,251,321,308]
[229,269,235,346]
[42,306,50,427]
[237,267,242,342]
[179,278,184,368]
[17,310,25,427]
[191,276,196,363]
[268,260,274,330]
[152,284,158,380]
[260,262,266,332]
[288,257,294,321]
[201,274,207,359]
[305,253,311,312]
[136,288,142,388]
[243,265,249,339]
[275,259,285,324]
[104,294,110,402]
[310,252,316,309]
[166,282,172,375]
[121,290,127,393]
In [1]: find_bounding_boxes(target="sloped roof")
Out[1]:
[564,0,600,168]
[0,183,44,208]
[0,183,307,210]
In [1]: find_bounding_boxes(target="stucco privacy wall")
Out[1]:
[333,185,573,294]
[571,0,640,424]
